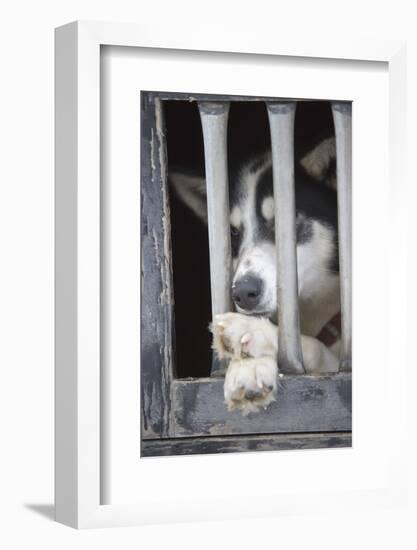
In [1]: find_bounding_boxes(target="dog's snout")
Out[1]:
[232,276,263,311]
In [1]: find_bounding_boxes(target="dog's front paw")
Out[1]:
[211,312,277,361]
[224,357,278,415]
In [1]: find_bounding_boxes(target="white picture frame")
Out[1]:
[55,21,407,529]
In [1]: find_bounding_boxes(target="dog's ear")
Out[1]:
[300,137,337,190]
[169,172,207,223]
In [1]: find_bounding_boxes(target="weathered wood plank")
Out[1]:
[141,92,174,438]
[172,374,351,437]
[141,432,352,457]
[147,91,320,102]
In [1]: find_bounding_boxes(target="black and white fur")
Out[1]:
[170,137,340,415]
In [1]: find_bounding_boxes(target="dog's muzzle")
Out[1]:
[232,275,263,312]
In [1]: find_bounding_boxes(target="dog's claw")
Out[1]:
[211,312,277,362]
[224,356,278,415]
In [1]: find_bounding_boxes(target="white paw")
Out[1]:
[211,312,277,361]
[224,357,278,415]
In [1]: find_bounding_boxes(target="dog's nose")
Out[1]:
[232,276,263,311]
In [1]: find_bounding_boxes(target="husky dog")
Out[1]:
[170,135,340,415]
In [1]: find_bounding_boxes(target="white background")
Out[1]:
[1,1,417,548]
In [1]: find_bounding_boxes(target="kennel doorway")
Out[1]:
[141,92,352,457]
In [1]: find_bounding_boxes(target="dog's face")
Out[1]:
[228,155,338,319]
[229,157,279,317]
[170,141,339,320]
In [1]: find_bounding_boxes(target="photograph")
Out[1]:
[140,92,352,457]
[1,0,412,542]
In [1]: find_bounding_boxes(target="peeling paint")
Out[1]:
[151,227,159,257]
[142,433,352,457]
[208,424,230,436]
[172,374,351,437]
[141,93,173,439]
[150,128,156,173]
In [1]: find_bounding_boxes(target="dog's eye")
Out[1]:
[230,226,242,257]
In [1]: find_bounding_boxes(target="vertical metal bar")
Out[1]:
[198,102,232,376]
[267,102,305,374]
[332,102,352,372]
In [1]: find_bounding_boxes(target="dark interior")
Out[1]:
[164,98,334,378]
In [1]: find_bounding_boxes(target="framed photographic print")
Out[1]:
[55,21,407,528]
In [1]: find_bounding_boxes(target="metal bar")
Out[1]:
[332,102,352,372]
[198,102,232,376]
[267,102,305,374]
